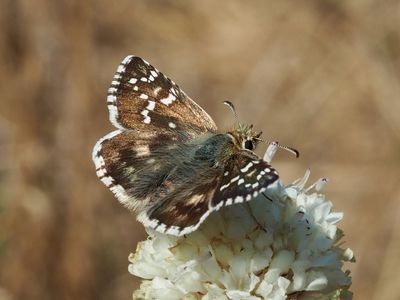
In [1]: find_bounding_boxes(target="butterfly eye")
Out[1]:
[244,140,254,150]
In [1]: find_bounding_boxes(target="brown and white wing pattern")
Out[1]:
[138,152,279,236]
[93,55,218,211]
[107,55,217,134]
[93,55,280,237]
[211,154,279,209]
[93,129,185,211]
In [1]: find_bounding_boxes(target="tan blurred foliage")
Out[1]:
[0,0,400,299]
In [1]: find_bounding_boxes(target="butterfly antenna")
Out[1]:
[223,101,239,124]
[268,141,299,158]
[273,141,299,158]
[280,144,300,158]
[264,141,299,163]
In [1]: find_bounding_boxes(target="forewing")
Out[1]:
[138,152,279,236]
[211,154,279,209]
[107,55,217,134]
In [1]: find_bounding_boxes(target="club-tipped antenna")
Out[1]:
[278,143,300,158]
[264,141,299,163]
[270,141,300,158]
[223,101,239,124]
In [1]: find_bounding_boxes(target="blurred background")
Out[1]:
[1,0,400,299]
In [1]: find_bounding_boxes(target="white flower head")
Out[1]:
[129,145,354,300]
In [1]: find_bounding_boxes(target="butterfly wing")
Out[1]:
[107,55,217,134]
[139,150,279,236]
[94,55,218,210]
[94,55,279,236]
[93,129,184,211]
[210,154,279,209]
[137,171,221,236]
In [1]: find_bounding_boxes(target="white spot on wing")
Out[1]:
[140,94,149,100]
[96,168,106,177]
[108,87,117,94]
[137,212,158,230]
[240,162,253,173]
[115,55,133,77]
[235,196,244,203]
[214,201,224,211]
[150,70,158,77]
[102,176,114,187]
[231,175,240,183]
[107,94,116,103]
[166,226,181,235]
[129,78,137,84]
[141,110,151,124]
[168,122,176,129]
[146,101,156,111]
[157,223,167,232]
[154,86,162,96]
[117,65,125,73]
[220,183,230,191]
[160,93,176,105]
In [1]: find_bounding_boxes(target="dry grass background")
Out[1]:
[0,0,400,299]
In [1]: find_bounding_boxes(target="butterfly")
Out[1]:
[92,55,281,236]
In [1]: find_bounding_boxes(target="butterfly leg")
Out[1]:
[244,201,267,232]
[261,192,274,202]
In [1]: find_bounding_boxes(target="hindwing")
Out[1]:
[138,150,279,236]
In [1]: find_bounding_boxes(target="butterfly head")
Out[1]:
[222,101,263,152]
[230,123,263,152]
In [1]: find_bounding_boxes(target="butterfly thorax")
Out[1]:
[190,133,235,167]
